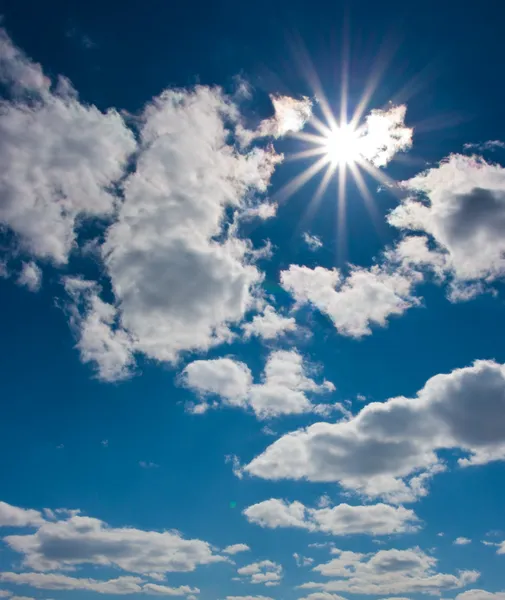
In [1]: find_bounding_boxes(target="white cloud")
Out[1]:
[0,572,196,596]
[0,592,11,598]
[5,512,224,574]
[280,264,419,338]
[139,461,159,469]
[243,499,419,536]
[303,233,323,252]
[358,105,413,168]
[237,560,283,586]
[242,305,297,340]
[454,537,471,545]
[298,594,347,600]
[301,546,478,595]
[456,591,505,600]
[294,553,315,567]
[182,350,334,419]
[17,262,42,292]
[0,28,136,264]
[100,86,280,368]
[390,154,505,285]
[64,277,135,382]
[223,544,250,555]
[244,359,505,502]
[0,501,44,528]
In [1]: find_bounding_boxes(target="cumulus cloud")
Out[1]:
[456,591,505,600]
[0,27,136,264]
[390,154,505,285]
[181,350,334,418]
[0,501,44,528]
[243,499,419,536]
[242,305,297,340]
[303,233,323,252]
[301,546,478,595]
[223,544,250,555]
[454,537,471,545]
[244,359,505,502]
[280,263,420,338]
[237,560,283,586]
[4,512,224,574]
[0,573,197,596]
[17,262,42,292]
[298,594,347,600]
[226,597,274,600]
[64,277,135,382]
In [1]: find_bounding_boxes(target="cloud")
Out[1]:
[0,28,136,264]
[357,105,413,168]
[303,233,323,252]
[300,546,478,595]
[390,154,505,285]
[242,305,297,340]
[456,591,505,600]
[4,512,224,574]
[243,499,419,536]
[236,560,283,586]
[463,140,505,151]
[223,544,250,555]
[17,262,42,292]
[454,537,471,545]
[244,359,505,502]
[98,86,280,369]
[181,350,334,418]
[0,573,197,596]
[280,263,419,339]
[0,501,44,528]
[64,277,135,382]
[298,594,347,600]
[294,553,315,567]
[139,461,159,469]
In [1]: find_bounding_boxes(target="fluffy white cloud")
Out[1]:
[64,277,135,382]
[100,86,279,367]
[243,499,419,536]
[0,28,136,264]
[237,560,283,586]
[242,305,297,340]
[244,359,505,502]
[17,262,42,292]
[303,233,323,252]
[454,537,471,545]
[358,105,413,168]
[390,153,505,284]
[223,544,250,555]
[294,553,315,567]
[280,264,419,338]
[298,594,347,600]
[4,513,224,574]
[0,572,197,596]
[181,350,334,418]
[0,502,44,528]
[226,596,274,600]
[301,546,478,595]
[456,591,505,600]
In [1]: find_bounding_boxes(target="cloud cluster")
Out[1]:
[0,502,44,528]
[243,499,419,536]
[280,263,420,338]
[390,153,505,285]
[5,512,224,574]
[242,305,297,340]
[0,572,198,596]
[244,359,505,502]
[236,560,283,586]
[181,350,334,418]
[300,546,479,595]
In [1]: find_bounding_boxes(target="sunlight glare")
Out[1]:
[324,124,362,166]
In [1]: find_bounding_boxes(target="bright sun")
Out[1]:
[323,124,362,166]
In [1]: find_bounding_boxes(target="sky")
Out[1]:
[1,1,505,600]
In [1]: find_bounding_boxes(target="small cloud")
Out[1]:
[356,394,367,402]
[66,27,97,49]
[482,540,499,547]
[453,537,471,545]
[464,140,505,151]
[101,439,109,447]
[139,461,159,469]
[17,261,42,292]
[56,444,64,450]
[303,233,323,252]
[437,532,444,537]
[223,544,250,555]
[293,553,314,567]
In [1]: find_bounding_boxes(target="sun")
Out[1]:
[323,124,363,166]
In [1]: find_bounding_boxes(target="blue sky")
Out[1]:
[1,1,505,600]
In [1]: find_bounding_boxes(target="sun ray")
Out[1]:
[337,160,348,263]
[285,147,327,162]
[272,155,329,204]
[348,162,385,238]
